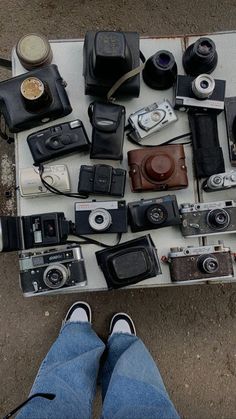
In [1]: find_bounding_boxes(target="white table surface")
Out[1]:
[12,33,236,291]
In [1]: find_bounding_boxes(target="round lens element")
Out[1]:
[157,52,171,67]
[192,74,215,99]
[207,208,230,230]
[88,208,112,232]
[146,204,168,225]
[198,255,219,274]
[198,40,212,55]
[43,264,69,289]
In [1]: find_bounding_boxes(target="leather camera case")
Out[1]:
[128,144,188,192]
[83,31,140,98]
[0,64,72,133]
[89,102,125,160]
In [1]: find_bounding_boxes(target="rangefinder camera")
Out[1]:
[19,245,87,297]
[75,200,128,235]
[175,73,225,113]
[180,200,236,237]
[128,195,181,232]
[202,171,236,192]
[19,165,71,197]
[168,242,234,283]
[127,100,177,142]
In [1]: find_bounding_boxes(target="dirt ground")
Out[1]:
[1,1,236,418]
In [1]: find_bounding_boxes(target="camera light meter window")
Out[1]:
[89,208,112,231]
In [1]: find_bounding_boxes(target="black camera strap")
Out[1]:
[67,232,123,249]
[38,165,88,199]
[3,393,55,419]
[125,130,192,147]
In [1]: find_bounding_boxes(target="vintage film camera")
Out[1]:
[168,242,234,283]
[19,165,71,198]
[202,170,236,192]
[128,144,188,192]
[83,30,140,97]
[78,164,126,197]
[175,73,225,113]
[180,200,236,237]
[225,97,236,166]
[0,212,69,252]
[0,64,72,133]
[127,100,178,142]
[27,120,90,165]
[96,234,161,289]
[74,200,128,235]
[19,245,87,297]
[128,195,181,233]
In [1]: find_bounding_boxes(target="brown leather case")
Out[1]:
[128,144,188,192]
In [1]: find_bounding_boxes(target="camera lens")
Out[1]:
[207,208,230,230]
[183,37,218,76]
[46,136,63,150]
[146,204,168,225]
[192,74,215,99]
[88,208,112,232]
[44,220,56,237]
[142,50,177,90]
[43,264,69,289]
[198,255,219,274]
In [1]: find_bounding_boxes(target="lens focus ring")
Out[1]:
[88,208,112,232]
[43,263,69,289]
[192,74,215,99]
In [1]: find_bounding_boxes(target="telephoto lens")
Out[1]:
[142,50,177,90]
[183,37,218,76]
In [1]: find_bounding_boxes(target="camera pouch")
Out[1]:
[89,102,125,160]
[188,111,225,178]
[96,234,162,289]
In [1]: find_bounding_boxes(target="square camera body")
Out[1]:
[180,200,236,237]
[19,245,87,297]
[27,120,90,164]
[78,164,126,197]
[225,97,236,166]
[75,200,128,235]
[128,195,181,232]
[83,31,140,97]
[168,243,233,282]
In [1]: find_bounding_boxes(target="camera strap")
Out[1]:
[125,130,192,147]
[3,393,55,419]
[67,232,123,249]
[106,50,146,101]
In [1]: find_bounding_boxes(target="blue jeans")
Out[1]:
[16,322,179,419]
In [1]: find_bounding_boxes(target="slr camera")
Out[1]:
[127,100,178,142]
[0,64,72,133]
[128,144,188,192]
[27,120,90,165]
[78,164,126,197]
[74,200,128,235]
[180,200,236,237]
[83,30,140,97]
[128,195,181,232]
[19,245,87,297]
[175,73,225,113]
[168,242,234,283]
[0,212,70,252]
[96,234,161,289]
[202,170,236,192]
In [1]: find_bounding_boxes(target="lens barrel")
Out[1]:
[198,254,219,274]
[183,37,218,76]
[143,50,177,90]
[207,208,230,230]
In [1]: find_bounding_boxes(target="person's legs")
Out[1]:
[100,313,179,419]
[16,302,105,419]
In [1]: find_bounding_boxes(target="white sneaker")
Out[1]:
[64,301,92,323]
[109,312,136,336]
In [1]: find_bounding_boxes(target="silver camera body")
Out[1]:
[168,242,234,283]
[19,245,87,297]
[203,170,236,192]
[19,164,71,197]
[180,200,236,237]
[127,100,177,142]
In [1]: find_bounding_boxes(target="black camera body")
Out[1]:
[19,245,87,297]
[83,31,140,98]
[96,234,162,289]
[78,164,126,197]
[175,74,225,114]
[128,195,181,233]
[0,64,72,133]
[27,120,90,164]
[225,97,236,166]
[0,212,69,252]
[74,200,127,235]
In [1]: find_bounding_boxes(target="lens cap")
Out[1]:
[183,37,218,76]
[142,50,177,90]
